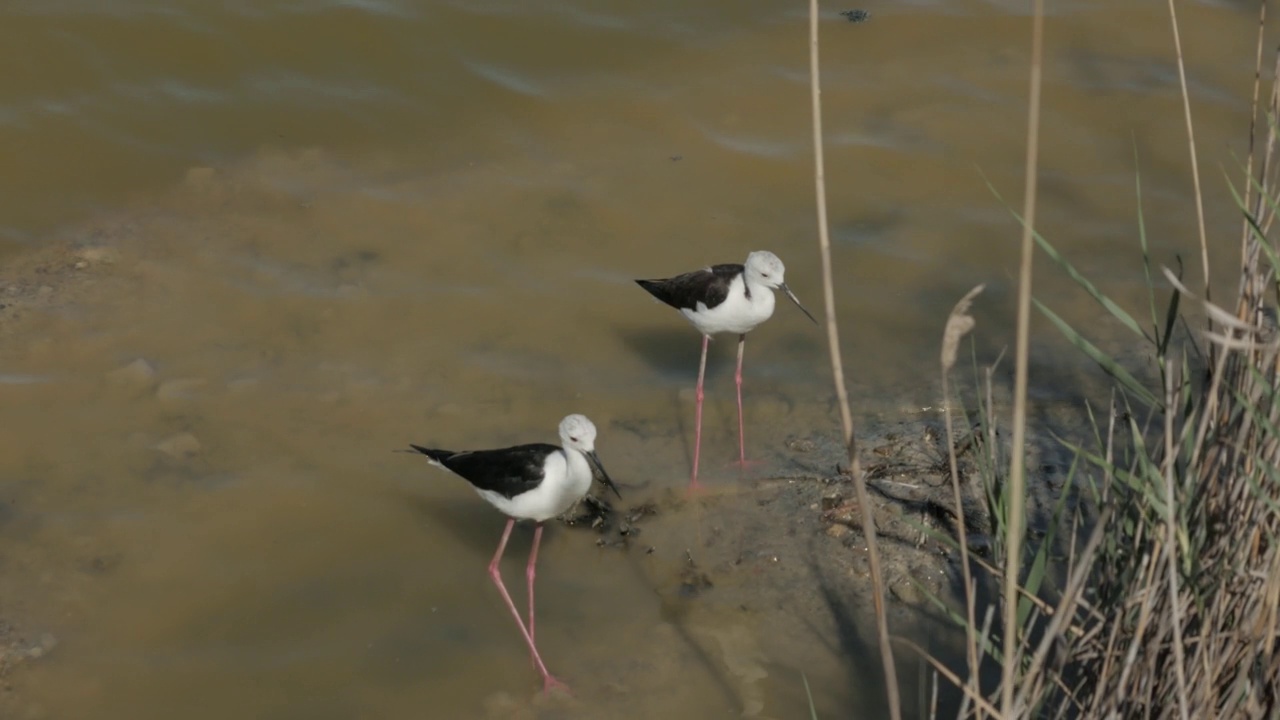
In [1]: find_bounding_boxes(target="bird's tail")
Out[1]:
[407,444,453,466]
[635,278,661,294]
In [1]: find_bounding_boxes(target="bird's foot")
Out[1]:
[542,674,571,696]
[726,458,765,473]
[685,477,711,498]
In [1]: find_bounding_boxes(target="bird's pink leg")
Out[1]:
[735,333,747,466]
[526,524,543,663]
[732,330,768,471]
[488,519,566,693]
[690,334,710,490]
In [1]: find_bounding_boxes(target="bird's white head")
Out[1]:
[557,413,621,499]
[744,250,818,325]
[558,414,598,453]
[744,250,787,289]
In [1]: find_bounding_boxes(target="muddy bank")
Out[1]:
[563,413,1075,718]
[0,239,103,718]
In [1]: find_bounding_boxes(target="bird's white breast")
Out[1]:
[476,449,593,523]
[682,275,776,336]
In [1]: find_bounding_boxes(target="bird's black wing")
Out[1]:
[408,443,560,499]
[636,263,744,312]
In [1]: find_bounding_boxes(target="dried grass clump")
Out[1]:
[924,9,1280,719]
[809,1,1278,717]
[1047,64,1280,720]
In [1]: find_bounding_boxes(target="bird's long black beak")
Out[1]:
[586,450,622,499]
[781,283,818,325]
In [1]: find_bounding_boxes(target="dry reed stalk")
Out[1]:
[941,285,985,719]
[899,637,1003,719]
[806,2,900,717]
[1164,0,1211,301]
[1241,1,1267,223]
[1160,358,1191,720]
[1001,0,1046,713]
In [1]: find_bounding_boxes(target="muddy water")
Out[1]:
[0,1,1269,717]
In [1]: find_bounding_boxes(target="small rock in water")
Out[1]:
[824,501,860,527]
[821,489,844,510]
[27,634,57,660]
[156,378,206,401]
[76,246,117,265]
[786,436,817,453]
[107,358,157,388]
[154,433,201,460]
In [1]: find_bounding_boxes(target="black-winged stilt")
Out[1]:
[636,250,816,488]
[407,413,621,693]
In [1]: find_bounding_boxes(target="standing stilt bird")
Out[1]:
[636,251,817,488]
[406,414,620,693]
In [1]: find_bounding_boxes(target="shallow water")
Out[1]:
[0,0,1270,717]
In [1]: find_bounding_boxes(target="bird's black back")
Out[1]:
[408,443,560,500]
[636,263,745,312]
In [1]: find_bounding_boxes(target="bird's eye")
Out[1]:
[569,436,578,442]
[762,273,770,278]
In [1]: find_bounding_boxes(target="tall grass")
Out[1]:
[810,0,1278,717]
[808,0,1280,712]
[914,0,1280,716]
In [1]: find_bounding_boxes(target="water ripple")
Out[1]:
[115,80,227,105]
[219,0,421,20]
[244,70,397,103]
[697,126,801,160]
[0,374,51,385]
[459,59,547,98]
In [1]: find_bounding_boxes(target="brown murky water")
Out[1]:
[0,1,1270,717]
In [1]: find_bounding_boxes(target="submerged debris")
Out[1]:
[823,501,861,529]
[107,357,158,388]
[563,495,659,550]
[677,550,713,599]
[153,432,201,460]
[820,488,843,510]
[0,625,57,677]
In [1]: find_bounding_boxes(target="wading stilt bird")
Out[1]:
[407,413,620,693]
[636,251,817,488]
